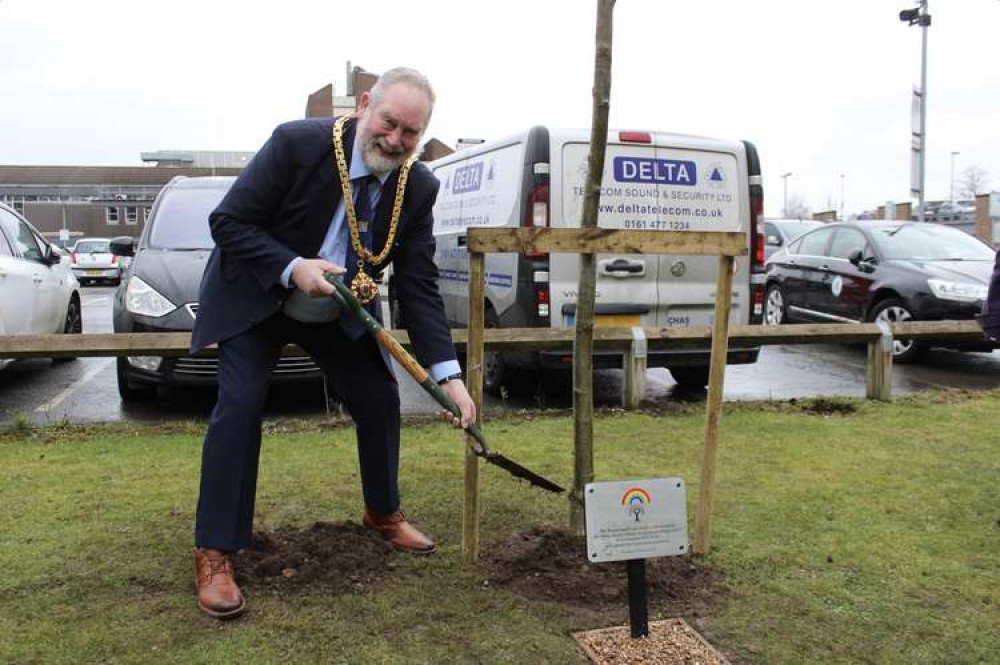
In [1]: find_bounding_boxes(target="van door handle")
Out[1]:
[599,258,645,277]
[33,275,44,283]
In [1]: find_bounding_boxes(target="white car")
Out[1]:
[0,202,82,370]
[70,236,122,285]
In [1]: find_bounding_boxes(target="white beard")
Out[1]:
[360,134,411,175]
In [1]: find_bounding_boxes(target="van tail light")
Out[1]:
[750,284,764,324]
[111,255,118,265]
[70,252,77,264]
[749,181,765,272]
[524,183,549,258]
[536,285,550,319]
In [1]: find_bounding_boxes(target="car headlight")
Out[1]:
[125,276,177,317]
[926,278,988,303]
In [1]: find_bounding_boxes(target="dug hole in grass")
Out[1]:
[0,392,998,663]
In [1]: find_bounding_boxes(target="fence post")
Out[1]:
[622,327,648,409]
[463,251,485,563]
[694,255,735,555]
[866,320,893,401]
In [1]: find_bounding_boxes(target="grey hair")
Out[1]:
[369,67,436,119]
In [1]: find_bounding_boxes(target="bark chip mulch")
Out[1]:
[574,618,729,665]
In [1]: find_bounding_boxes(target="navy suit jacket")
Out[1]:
[981,250,1000,339]
[191,116,454,369]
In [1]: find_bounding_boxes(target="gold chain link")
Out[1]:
[332,113,415,267]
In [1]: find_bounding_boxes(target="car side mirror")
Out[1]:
[848,249,876,272]
[110,236,137,257]
[44,245,62,265]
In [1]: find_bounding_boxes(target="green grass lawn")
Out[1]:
[1,392,998,664]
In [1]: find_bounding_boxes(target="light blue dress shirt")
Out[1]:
[280,138,460,383]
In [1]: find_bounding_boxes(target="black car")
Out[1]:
[763,218,823,260]
[764,221,997,362]
[110,176,323,401]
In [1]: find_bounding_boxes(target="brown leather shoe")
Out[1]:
[363,508,436,554]
[194,548,246,619]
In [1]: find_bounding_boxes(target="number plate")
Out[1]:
[596,314,641,328]
[86,270,102,276]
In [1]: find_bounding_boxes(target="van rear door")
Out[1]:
[550,131,749,336]
[551,136,661,330]
[650,135,749,329]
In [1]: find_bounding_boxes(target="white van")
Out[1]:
[390,126,766,393]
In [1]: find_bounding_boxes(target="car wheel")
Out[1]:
[53,296,83,363]
[764,284,787,325]
[116,357,157,402]
[670,366,710,390]
[870,298,924,363]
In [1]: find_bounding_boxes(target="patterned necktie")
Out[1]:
[340,175,377,339]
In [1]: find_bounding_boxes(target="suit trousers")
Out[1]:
[194,311,400,551]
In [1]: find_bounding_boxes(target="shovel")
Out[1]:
[325,274,564,494]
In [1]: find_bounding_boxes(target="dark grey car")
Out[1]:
[110,176,322,401]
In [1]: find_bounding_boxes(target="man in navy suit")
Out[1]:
[190,67,474,619]
[982,250,1000,341]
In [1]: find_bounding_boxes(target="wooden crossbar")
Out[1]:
[0,320,985,359]
[466,227,748,257]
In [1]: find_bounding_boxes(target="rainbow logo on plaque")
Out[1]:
[621,487,651,522]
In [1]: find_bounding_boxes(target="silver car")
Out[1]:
[70,237,122,285]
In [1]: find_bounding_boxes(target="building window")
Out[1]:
[125,207,138,225]
[106,206,120,224]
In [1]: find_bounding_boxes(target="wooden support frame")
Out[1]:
[464,227,743,558]
[464,252,486,563]
[693,255,735,554]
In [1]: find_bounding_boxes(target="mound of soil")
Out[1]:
[482,524,721,615]
[233,521,396,594]
[792,397,858,415]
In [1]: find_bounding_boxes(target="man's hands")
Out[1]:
[291,258,343,297]
[440,379,476,430]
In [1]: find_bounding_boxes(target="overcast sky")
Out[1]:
[1,0,998,217]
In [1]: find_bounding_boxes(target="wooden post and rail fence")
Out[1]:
[0,227,988,558]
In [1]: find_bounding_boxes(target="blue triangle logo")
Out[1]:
[710,168,724,182]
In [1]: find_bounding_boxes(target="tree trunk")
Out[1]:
[570,0,615,535]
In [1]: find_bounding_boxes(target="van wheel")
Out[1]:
[483,308,533,396]
[869,298,924,363]
[670,366,710,390]
[116,357,157,402]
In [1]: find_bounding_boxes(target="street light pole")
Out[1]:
[781,172,792,216]
[901,1,931,222]
[950,151,959,203]
[840,173,845,220]
[918,0,928,222]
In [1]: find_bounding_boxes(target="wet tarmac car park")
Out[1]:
[2,285,999,426]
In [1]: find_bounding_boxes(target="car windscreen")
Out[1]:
[870,224,995,261]
[75,240,110,253]
[147,187,228,250]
